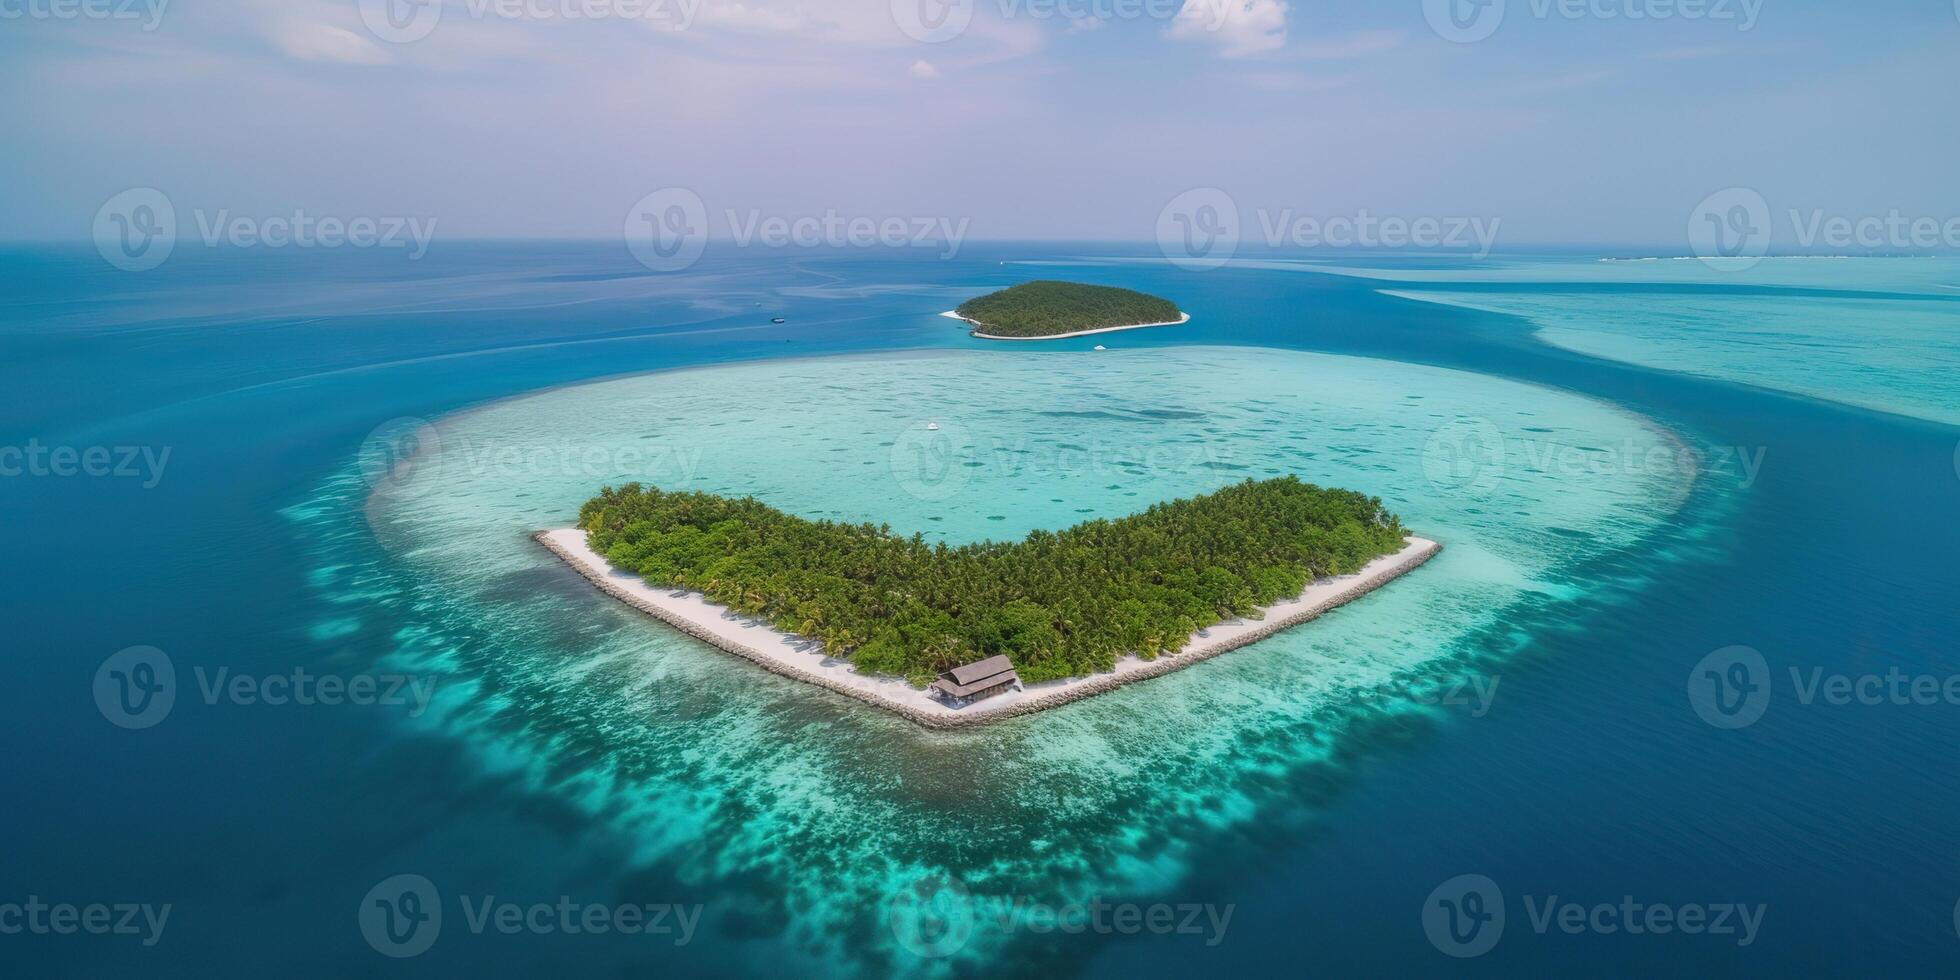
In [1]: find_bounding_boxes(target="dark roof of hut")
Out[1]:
[932,655,1019,697]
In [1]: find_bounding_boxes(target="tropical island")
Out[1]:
[538,477,1439,727]
[943,280,1189,340]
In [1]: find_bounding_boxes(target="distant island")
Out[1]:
[538,477,1438,726]
[944,280,1189,340]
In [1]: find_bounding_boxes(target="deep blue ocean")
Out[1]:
[3,242,1957,977]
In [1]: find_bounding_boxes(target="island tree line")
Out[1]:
[956,280,1181,337]
[579,476,1406,684]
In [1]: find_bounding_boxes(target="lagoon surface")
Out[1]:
[4,244,1958,976]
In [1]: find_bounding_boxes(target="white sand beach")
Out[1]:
[941,309,1192,341]
[537,527,1439,728]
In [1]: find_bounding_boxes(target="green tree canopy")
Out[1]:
[579,476,1406,685]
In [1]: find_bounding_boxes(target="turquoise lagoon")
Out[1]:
[1263,254,1960,426]
[342,346,1694,973]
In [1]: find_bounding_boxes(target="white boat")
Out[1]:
[926,422,940,431]
[1093,345,1107,351]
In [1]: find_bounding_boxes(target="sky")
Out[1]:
[2,0,1957,248]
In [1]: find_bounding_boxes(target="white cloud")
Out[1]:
[1166,0,1288,59]
[270,22,388,65]
[910,59,939,79]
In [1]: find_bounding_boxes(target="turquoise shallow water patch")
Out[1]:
[329,346,1692,973]
[1387,289,1960,426]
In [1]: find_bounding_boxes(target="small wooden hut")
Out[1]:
[929,655,1020,704]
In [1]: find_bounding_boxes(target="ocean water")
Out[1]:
[344,347,1686,973]
[4,243,1958,976]
[1288,254,1960,426]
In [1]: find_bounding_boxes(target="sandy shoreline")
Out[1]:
[536,527,1439,729]
[940,309,1192,341]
